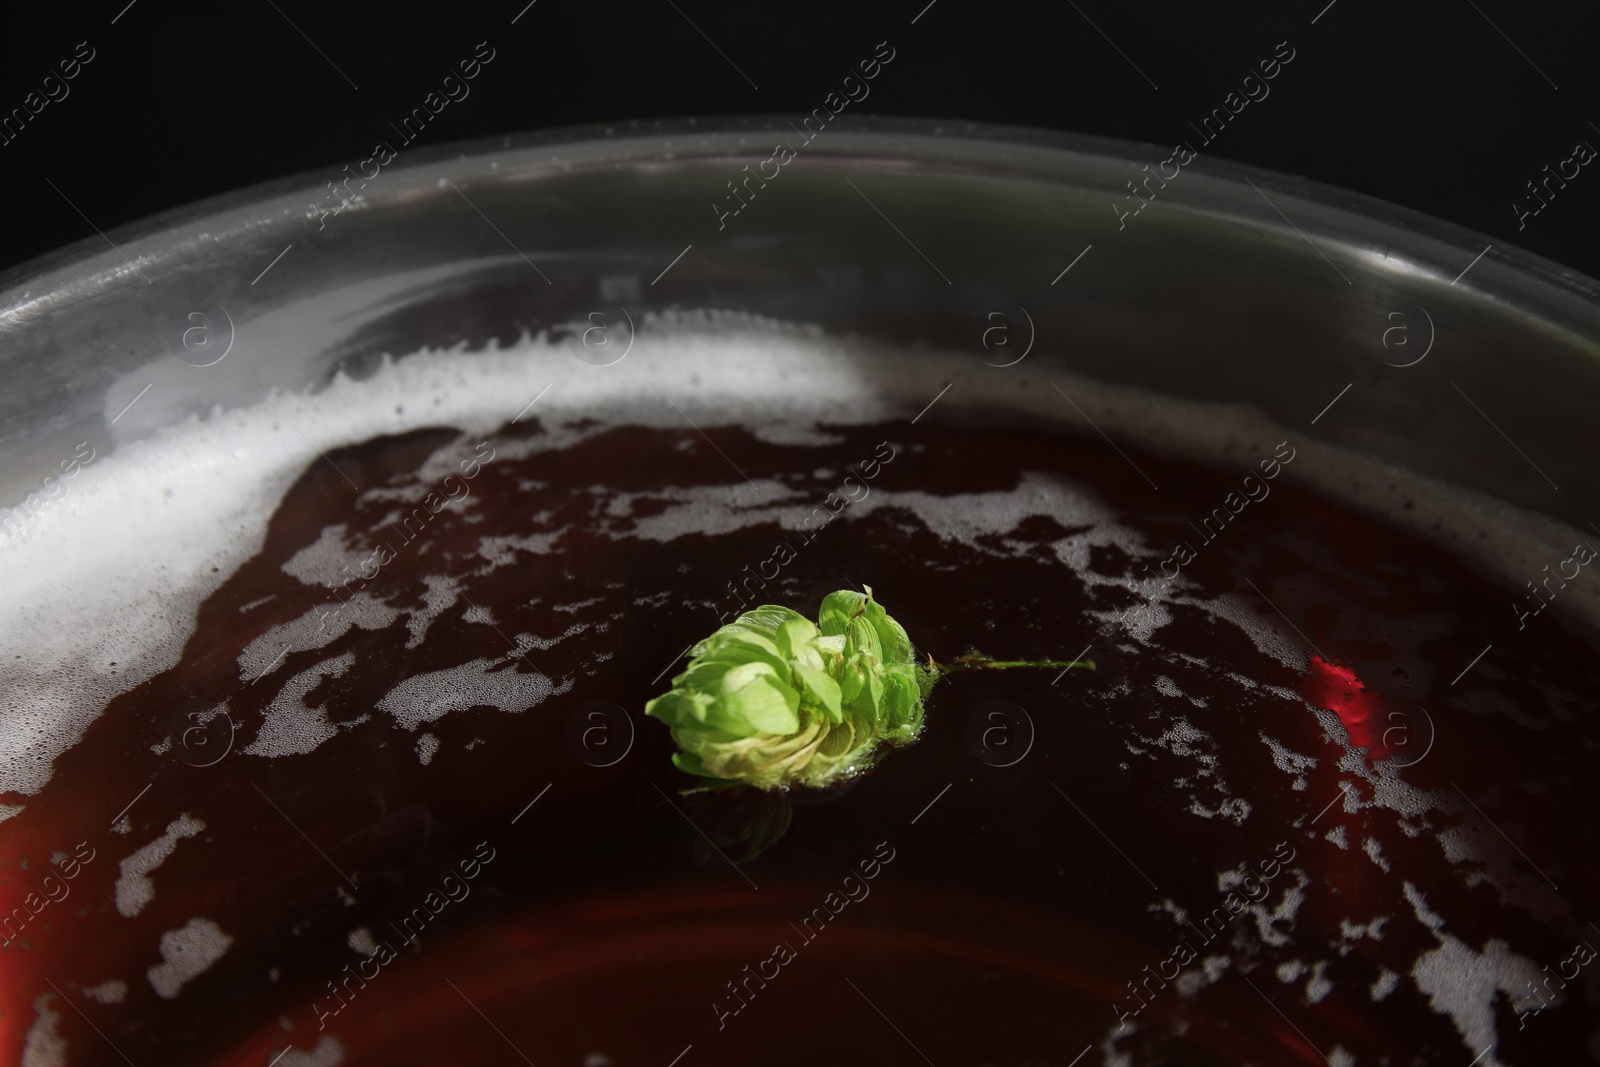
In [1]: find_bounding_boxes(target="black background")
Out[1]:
[2,0,1598,278]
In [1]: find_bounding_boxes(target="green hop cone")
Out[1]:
[645,586,933,791]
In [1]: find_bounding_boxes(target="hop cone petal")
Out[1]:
[645,586,929,790]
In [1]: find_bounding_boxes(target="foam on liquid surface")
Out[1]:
[3,308,1594,798]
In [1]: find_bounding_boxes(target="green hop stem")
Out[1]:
[927,652,1096,679]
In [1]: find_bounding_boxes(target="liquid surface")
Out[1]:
[3,390,1598,1066]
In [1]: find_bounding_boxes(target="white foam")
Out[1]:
[280,525,371,587]
[1304,960,1334,1003]
[1403,882,1446,930]
[239,598,397,684]
[1435,807,1570,928]
[405,575,462,648]
[1260,734,1317,791]
[1237,869,1309,949]
[376,659,570,732]
[21,994,64,1067]
[1411,934,1546,1066]
[276,1036,345,1067]
[146,917,233,999]
[346,927,378,955]
[242,654,358,759]
[115,813,205,917]
[1338,916,1388,946]
[1371,967,1400,1000]
[79,980,126,1004]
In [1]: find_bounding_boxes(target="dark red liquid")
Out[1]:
[3,417,1596,1066]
